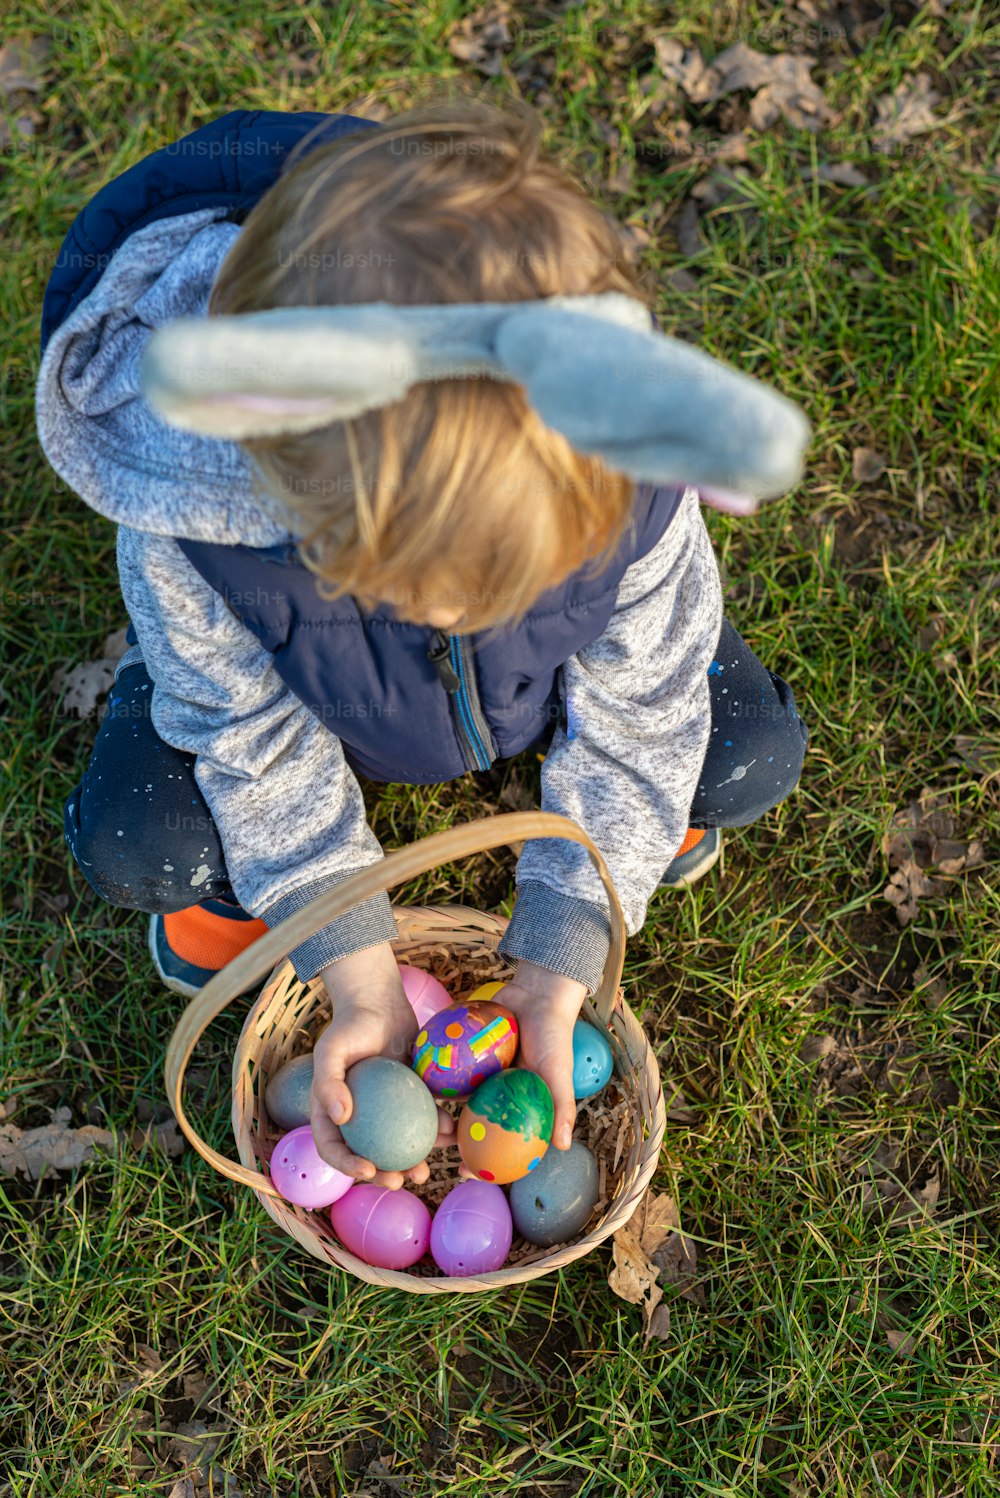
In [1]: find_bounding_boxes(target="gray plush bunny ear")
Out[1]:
[495,305,812,503]
[140,307,425,439]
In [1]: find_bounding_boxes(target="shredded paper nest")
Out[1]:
[247,941,638,1276]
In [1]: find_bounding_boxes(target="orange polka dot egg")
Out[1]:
[458,1069,554,1185]
[411,984,519,1099]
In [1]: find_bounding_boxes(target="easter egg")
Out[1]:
[412,1000,519,1099]
[270,1126,354,1210]
[430,1179,512,1276]
[509,1140,600,1247]
[398,964,452,1028]
[340,1057,439,1172]
[463,981,507,1004]
[457,1069,553,1184]
[571,1020,614,1100]
[264,1053,314,1131]
[329,1183,432,1270]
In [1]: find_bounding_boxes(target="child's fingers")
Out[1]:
[369,1168,407,1190]
[310,1118,376,1180]
[433,1107,455,1148]
[536,1052,577,1151]
[403,1160,431,1187]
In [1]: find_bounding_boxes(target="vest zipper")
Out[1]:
[426,629,497,772]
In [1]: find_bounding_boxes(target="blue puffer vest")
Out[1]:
[41,108,687,784]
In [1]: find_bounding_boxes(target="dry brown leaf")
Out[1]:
[168,1420,221,1474]
[609,1191,694,1341]
[608,1227,664,1333]
[880,790,984,922]
[446,3,513,76]
[803,162,870,187]
[873,73,942,152]
[655,38,832,131]
[0,1106,116,1180]
[635,1190,680,1258]
[129,1116,187,1158]
[885,1327,918,1357]
[0,35,49,149]
[799,1033,837,1063]
[52,627,132,719]
[136,1343,165,1375]
[647,1302,671,1342]
[707,43,832,132]
[0,1104,185,1179]
[860,1169,939,1222]
[882,860,944,925]
[653,38,715,102]
[182,1369,216,1406]
[949,735,1000,779]
[852,446,887,483]
[676,199,703,258]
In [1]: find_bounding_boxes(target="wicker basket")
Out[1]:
[164,811,666,1293]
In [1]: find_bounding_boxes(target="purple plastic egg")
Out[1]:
[429,1179,513,1277]
[270,1126,354,1210]
[398,964,453,1029]
[329,1183,433,1270]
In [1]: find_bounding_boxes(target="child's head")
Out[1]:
[208,95,652,634]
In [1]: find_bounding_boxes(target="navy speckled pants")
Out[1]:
[63,619,807,914]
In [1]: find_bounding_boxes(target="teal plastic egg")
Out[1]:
[264,1053,314,1131]
[571,1020,614,1100]
[340,1057,439,1172]
[509,1140,600,1246]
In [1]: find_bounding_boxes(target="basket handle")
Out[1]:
[164,811,627,1192]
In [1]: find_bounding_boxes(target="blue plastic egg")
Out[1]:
[571,1020,614,1100]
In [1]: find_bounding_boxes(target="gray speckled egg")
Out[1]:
[340,1058,439,1172]
[509,1140,600,1247]
[264,1053,315,1131]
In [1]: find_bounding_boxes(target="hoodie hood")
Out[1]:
[35,206,295,546]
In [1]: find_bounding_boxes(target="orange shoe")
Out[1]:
[149,894,268,998]
[659,827,722,888]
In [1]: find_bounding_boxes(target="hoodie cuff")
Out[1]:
[114,643,146,680]
[260,867,400,983]
[497,880,612,997]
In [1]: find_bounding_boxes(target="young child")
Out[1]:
[36,97,809,1191]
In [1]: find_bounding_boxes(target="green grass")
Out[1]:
[1,0,999,1493]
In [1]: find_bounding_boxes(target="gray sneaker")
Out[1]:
[660,828,722,888]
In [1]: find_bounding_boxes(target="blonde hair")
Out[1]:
[208,92,652,635]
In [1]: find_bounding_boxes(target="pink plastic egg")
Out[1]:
[398,964,453,1029]
[270,1126,354,1210]
[429,1179,513,1277]
[329,1183,433,1270]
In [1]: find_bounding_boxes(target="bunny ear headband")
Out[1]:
[140,292,811,515]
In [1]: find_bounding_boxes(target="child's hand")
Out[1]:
[459,960,588,1176]
[309,943,455,1190]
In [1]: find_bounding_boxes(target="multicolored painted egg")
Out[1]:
[398,963,453,1028]
[509,1140,600,1246]
[411,999,519,1098]
[264,1053,314,1131]
[329,1183,432,1270]
[430,1180,512,1276]
[571,1019,615,1100]
[457,1068,553,1184]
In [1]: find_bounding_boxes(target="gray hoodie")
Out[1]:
[35,207,723,994]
